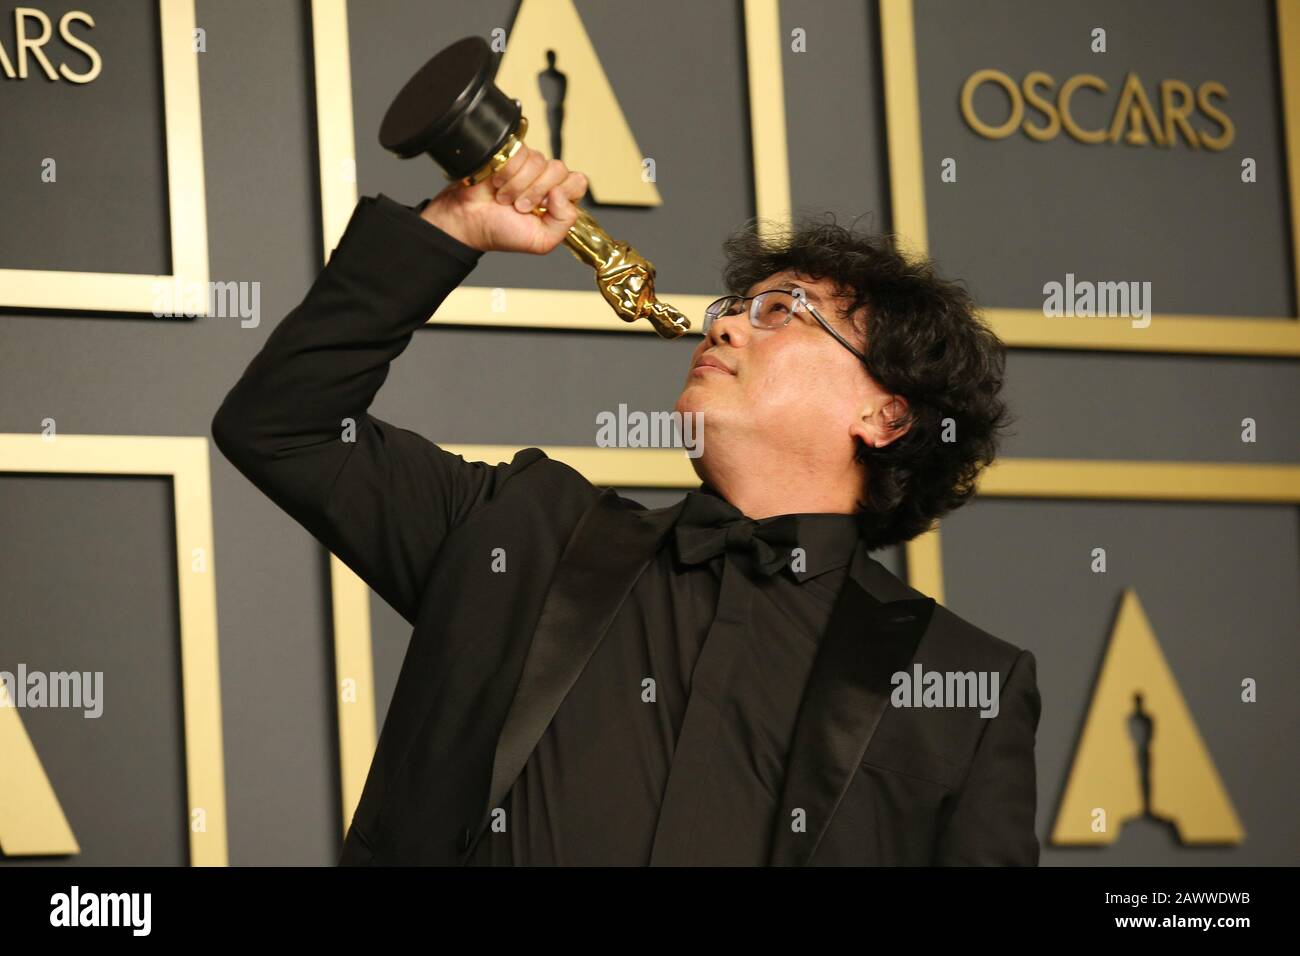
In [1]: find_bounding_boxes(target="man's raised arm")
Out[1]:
[211,149,588,623]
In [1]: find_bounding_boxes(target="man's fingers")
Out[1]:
[545,172,590,228]
[489,147,528,190]
[563,170,589,203]
[559,171,588,208]
[542,186,572,229]
[496,148,546,206]
[516,159,569,213]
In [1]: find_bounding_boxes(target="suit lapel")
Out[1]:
[767,544,937,866]
[479,488,687,834]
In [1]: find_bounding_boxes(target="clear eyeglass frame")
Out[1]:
[702,287,867,362]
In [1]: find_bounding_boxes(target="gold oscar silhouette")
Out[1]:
[1052,589,1244,847]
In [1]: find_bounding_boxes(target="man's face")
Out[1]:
[676,270,888,463]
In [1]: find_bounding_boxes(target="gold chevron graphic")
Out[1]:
[1052,588,1244,845]
[0,686,79,856]
[498,0,662,206]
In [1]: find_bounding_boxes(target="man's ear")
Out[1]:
[849,396,911,449]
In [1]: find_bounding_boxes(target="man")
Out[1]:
[212,145,1040,866]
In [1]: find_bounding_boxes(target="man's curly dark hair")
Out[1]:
[720,213,1015,551]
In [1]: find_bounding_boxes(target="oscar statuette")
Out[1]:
[379,36,691,339]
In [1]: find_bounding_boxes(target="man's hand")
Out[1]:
[419,145,588,256]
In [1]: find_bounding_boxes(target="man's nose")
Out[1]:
[706,310,749,348]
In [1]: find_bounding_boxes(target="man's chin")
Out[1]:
[675,385,708,418]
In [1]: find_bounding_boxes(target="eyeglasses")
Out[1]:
[703,287,867,362]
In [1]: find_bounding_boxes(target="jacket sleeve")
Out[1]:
[211,192,544,625]
[932,648,1042,865]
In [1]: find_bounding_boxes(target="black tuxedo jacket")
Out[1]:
[212,194,1041,866]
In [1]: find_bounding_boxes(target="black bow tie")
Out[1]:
[673,490,801,577]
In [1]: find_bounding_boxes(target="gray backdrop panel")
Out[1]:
[914,0,1294,317]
